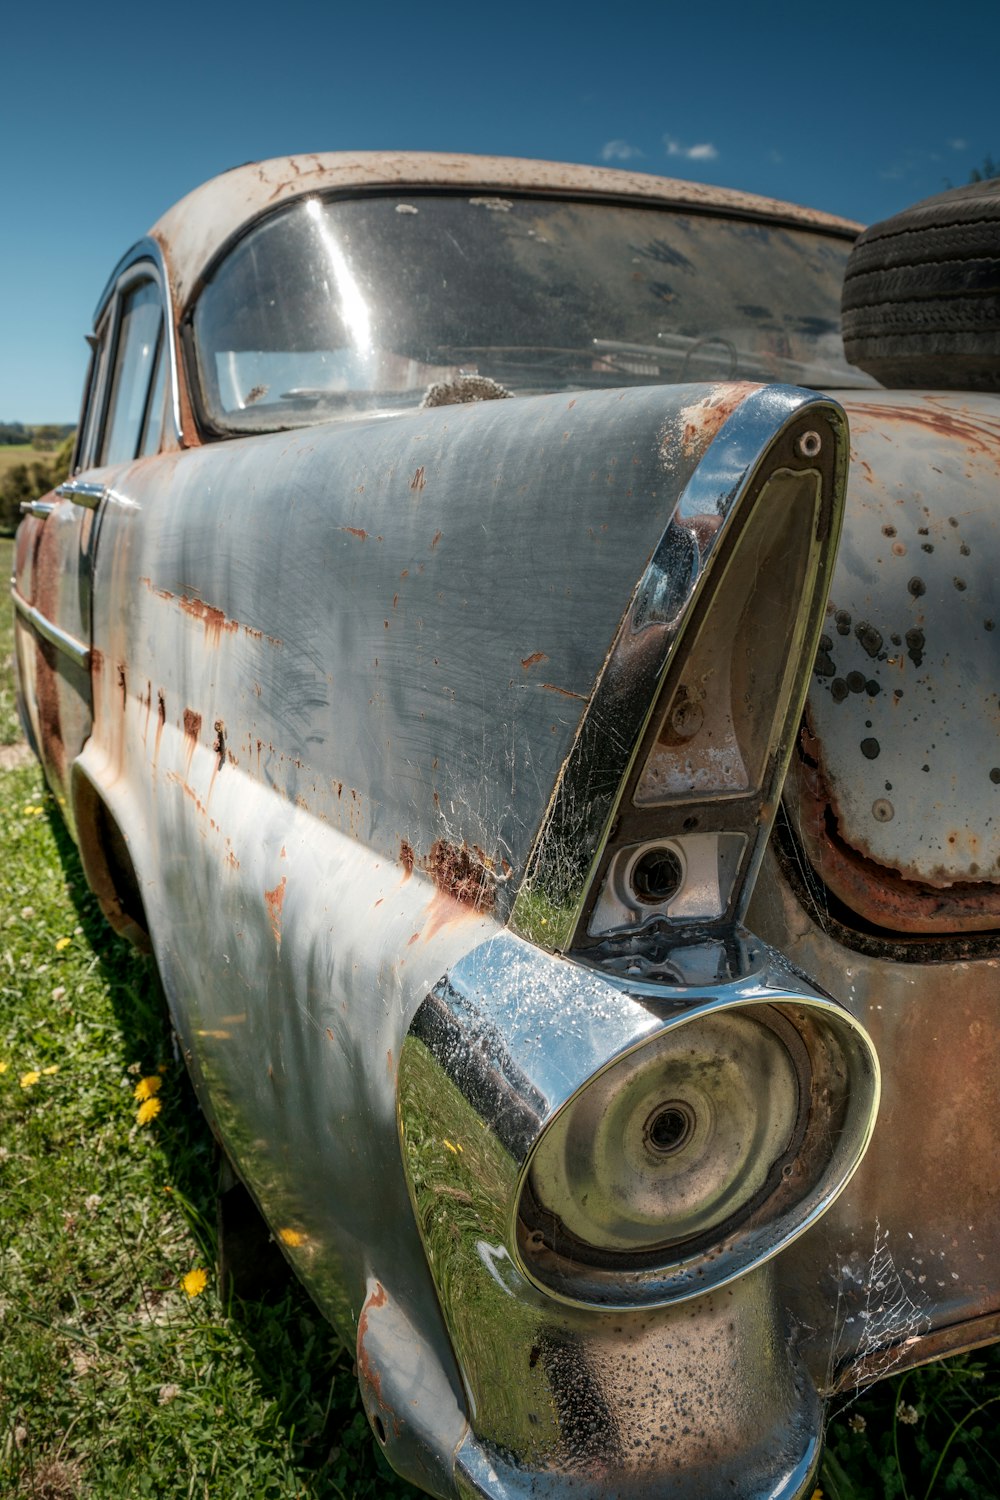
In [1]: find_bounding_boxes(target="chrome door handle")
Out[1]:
[20,499,55,519]
[55,479,105,509]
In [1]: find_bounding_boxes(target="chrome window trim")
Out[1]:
[83,239,182,465]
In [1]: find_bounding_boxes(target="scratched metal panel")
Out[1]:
[748,845,1000,1391]
[77,382,722,1351]
[803,391,1000,888]
[93,383,726,897]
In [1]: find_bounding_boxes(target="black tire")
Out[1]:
[842,178,1000,389]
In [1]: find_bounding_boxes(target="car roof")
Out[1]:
[147,151,862,314]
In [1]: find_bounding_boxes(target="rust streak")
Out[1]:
[264,875,288,947]
[540,682,587,701]
[410,466,426,491]
[521,651,547,670]
[178,594,240,646]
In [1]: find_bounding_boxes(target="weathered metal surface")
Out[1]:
[397,937,856,1496]
[17,141,1000,1500]
[747,844,1000,1393]
[149,153,860,322]
[46,377,863,1499]
[790,390,1000,931]
[510,384,847,952]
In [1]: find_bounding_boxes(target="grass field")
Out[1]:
[1,537,998,1498]
[0,446,51,480]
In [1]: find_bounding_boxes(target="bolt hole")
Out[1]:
[630,847,683,905]
[797,429,822,459]
[373,1414,387,1445]
[644,1102,694,1155]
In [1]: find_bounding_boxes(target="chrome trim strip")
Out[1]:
[56,480,105,510]
[11,586,91,669]
[90,237,183,449]
[510,384,847,952]
[20,499,55,519]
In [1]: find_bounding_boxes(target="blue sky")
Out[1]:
[3,0,998,421]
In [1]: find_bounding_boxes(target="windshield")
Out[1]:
[192,192,875,432]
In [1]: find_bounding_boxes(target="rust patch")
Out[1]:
[116,663,127,710]
[264,875,288,947]
[153,690,166,765]
[410,466,426,492]
[212,720,226,769]
[399,839,415,879]
[183,708,202,742]
[340,526,368,541]
[788,725,1000,933]
[521,651,547,670]
[675,382,760,462]
[356,1282,401,1438]
[843,397,1000,468]
[430,529,443,548]
[178,594,240,646]
[425,839,497,912]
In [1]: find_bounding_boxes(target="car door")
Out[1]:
[13,263,168,822]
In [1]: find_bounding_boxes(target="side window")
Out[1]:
[77,324,111,473]
[139,336,167,457]
[100,279,163,466]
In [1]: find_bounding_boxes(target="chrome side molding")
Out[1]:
[11,585,91,670]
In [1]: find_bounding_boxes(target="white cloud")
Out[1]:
[601,139,643,162]
[665,135,718,161]
[949,138,968,151]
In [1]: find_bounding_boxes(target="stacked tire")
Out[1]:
[842,178,1000,390]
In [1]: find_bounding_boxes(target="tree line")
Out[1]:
[0,434,75,535]
[0,421,75,449]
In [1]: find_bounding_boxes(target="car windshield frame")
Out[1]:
[185,188,876,437]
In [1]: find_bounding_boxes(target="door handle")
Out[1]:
[55,479,106,510]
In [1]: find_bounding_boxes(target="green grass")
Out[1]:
[0,766,424,1500]
[2,538,23,745]
[1,538,999,1498]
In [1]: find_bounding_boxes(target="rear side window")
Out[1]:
[101,279,163,466]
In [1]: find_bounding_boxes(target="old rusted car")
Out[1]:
[12,155,1000,1498]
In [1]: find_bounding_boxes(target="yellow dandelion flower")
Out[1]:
[181,1267,208,1298]
[19,1070,40,1089]
[133,1075,163,1101]
[278,1227,306,1247]
[0,1061,8,1074]
[135,1097,162,1126]
[55,937,72,952]
[41,1065,59,1076]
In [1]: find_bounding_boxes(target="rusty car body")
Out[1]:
[12,153,1000,1499]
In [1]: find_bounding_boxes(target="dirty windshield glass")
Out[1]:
[192,193,873,432]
